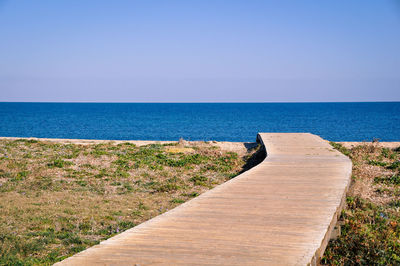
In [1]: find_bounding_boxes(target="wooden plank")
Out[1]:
[56,133,352,265]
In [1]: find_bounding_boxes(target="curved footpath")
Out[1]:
[56,133,352,265]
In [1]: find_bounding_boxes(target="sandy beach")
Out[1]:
[0,137,258,158]
[1,136,399,153]
[339,141,400,149]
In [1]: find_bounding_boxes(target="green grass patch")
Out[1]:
[47,158,73,168]
[323,143,400,265]
[0,138,255,264]
[367,159,388,167]
[330,142,351,157]
[374,174,400,186]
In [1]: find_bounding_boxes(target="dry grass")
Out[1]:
[323,142,400,265]
[0,139,261,265]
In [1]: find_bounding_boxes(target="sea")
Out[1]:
[0,102,399,142]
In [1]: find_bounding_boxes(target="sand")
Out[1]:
[1,137,399,157]
[339,141,400,149]
[0,137,258,157]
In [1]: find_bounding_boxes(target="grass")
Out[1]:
[322,142,400,265]
[0,138,261,265]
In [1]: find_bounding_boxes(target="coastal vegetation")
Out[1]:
[323,142,400,265]
[0,138,261,265]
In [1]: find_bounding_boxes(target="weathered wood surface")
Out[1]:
[56,133,352,265]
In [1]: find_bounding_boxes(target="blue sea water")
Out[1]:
[0,102,399,142]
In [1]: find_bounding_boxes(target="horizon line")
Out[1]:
[0,101,399,104]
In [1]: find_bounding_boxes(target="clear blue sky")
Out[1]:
[0,0,399,102]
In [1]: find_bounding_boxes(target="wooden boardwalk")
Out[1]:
[57,133,352,265]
